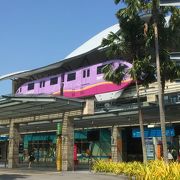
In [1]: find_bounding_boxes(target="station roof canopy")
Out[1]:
[0,95,85,120]
[0,24,120,81]
[170,52,180,62]
[0,48,109,81]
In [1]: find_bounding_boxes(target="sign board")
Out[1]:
[74,144,77,161]
[0,135,8,141]
[57,123,62,135]
[146,138,155,160]
[132,127,175,138]
[160,0,180,6]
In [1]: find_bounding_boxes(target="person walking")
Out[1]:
[168,149,174,162]
[28,150,35,168]
[171,148,177,161]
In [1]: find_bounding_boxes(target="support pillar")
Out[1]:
[111,126,123,162]
[12,80,18,94]
[61,112,74,171]
[83,99,94,115]
[8,121,20,168]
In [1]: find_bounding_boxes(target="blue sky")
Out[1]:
[0,0,123,95]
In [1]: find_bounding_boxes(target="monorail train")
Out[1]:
[16,60,133,101]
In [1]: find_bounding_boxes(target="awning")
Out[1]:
[0,95,84,120]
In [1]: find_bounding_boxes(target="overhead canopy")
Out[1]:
[74,103,180,128]
[0,95,84,120]
[170,52,180,61]
[0,96,179,134]
[0,48,120,85]
[66,24,120,58]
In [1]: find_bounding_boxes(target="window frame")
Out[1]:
[83,70,86,78]
[97,65,106,74]
[87,69,90,77]
[50,77,58,85]
[67,72,76,81]
[40,80,46,88]
[27,83,34,91]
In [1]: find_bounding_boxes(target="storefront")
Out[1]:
[74,128,111,169]
[0,135,8,167]
[17,128,111,168]
[132,126,179,161]
[21,133,57,167]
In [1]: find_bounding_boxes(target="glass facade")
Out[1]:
[19,128,111,167]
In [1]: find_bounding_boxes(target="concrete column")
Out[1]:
[83,99,94,115]
[8,121,20,168]
[111,126,123,162]
[12,80,18,94]
[62,112,74,171]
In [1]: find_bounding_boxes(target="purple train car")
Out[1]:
[16,60,133,101]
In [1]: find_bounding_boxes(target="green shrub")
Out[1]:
[92,160,180,180]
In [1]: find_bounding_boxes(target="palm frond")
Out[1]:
[114,0,122,5]
[102,64,127,85]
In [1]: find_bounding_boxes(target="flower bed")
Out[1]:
[92,160,180,179]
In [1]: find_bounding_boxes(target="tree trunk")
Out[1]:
[153,0,168,162]
[135,80,147,163]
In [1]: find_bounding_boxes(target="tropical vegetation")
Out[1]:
[101,0,180,162]
[93,160,180,180]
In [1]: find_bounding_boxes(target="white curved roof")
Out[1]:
[66,24,120,58]
[0,16,173,82]
[0,70,29,81]
[0,24,120,81]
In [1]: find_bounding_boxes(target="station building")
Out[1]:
[0,24,180,170]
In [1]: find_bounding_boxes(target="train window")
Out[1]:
[40,81,42,88]
[87,69,90,77]
[97,65,106,74]
[20,88,22,92]
[28,83,34,91]
[40,81,45,88]
[83,70,86,78]
[61,74,65,82]
[50,77,58,85]
[67,72,76,81]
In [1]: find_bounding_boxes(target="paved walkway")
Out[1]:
[0,168,128,180]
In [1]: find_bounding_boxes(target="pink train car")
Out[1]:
[16,60,133,101]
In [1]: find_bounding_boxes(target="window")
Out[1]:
[40,81,45,88]
[28,83,34,91]
[67,72,76,81]
[97,65,106,74]
[61,74,65,82]
[83,69,90,78]
[50,77,58,85]
[87,69,90,77]
[17,88,22,93]
[83,70,86,78]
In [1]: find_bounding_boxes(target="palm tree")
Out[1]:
[102,15,155,163]
[140,0,180,162]
[102,0,180,162]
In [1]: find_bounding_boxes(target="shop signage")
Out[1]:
[57,123,62,135]
[0,135,8,141]
[132,127,175,138]
[145,138,155,160]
